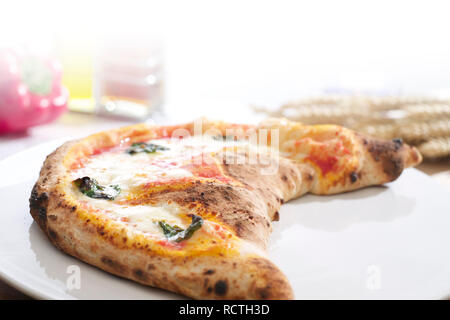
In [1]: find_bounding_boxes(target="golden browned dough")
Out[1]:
[29,118,421,299]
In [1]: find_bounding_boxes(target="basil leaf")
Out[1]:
[158,215,203,242]
[73,177,121,200]
[126,142,168,155]
[158,221,184,238]
[178,215,204,241]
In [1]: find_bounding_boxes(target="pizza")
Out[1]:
[29,118,422,299]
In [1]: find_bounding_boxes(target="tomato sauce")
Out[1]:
[306,154,339,175]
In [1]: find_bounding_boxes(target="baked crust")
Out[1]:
[29,118,421,299]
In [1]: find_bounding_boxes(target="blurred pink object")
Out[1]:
[0,47,68,134]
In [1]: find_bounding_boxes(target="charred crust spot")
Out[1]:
[276,196,284,204]
[389,158,403,180]
[48,228,58,240]
[392,138,403,150]
[97,226,106,236]
[29,185,49,227]
[214,280,228,296]
[48,215,57,222]
[71,206,77,212]
[367,139,405,181]
[204,269,215,275]
[207,286,213,293]
[101,256,126,273]
[234,221,244,237]
[350,171,358,183]
[133,269,147,281]
[256,286,272,299]
[306,173,314,181]
[281,175,288,182]
[32,192,44,210]
[38,207,47,222]
[273,211,280,221]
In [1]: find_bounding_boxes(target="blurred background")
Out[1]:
[1,0,450,162]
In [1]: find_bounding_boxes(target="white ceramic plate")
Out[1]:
[0,139,449,299]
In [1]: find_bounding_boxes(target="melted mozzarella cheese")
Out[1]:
[71,134,275,237]
[72,135,248,195]
[82,199,185,235]
[73,152,193,197]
